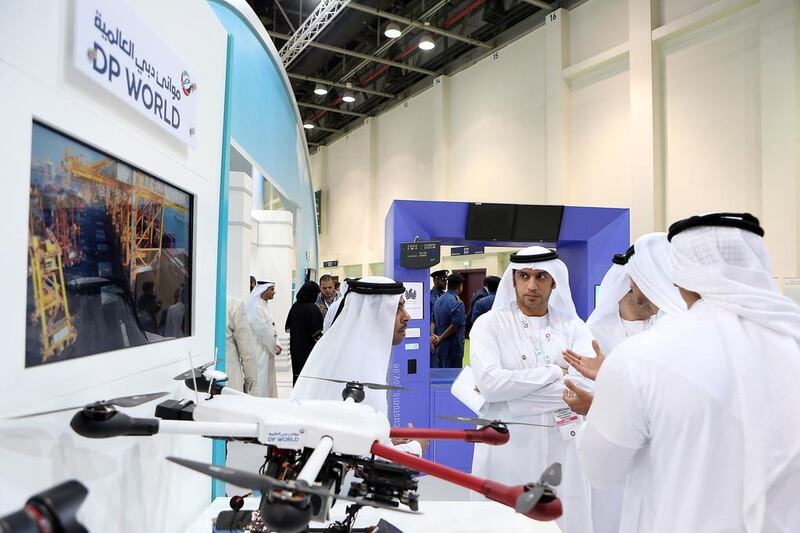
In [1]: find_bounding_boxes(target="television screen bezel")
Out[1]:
[511,204,564,242]
[26,120,195,367]
[465,202,517,241]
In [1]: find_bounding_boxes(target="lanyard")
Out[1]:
[516,308,552,365]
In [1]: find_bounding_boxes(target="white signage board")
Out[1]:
[402,282,424,321]
[73,0,198,147]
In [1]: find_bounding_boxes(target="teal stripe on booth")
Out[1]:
[211,32,234,500]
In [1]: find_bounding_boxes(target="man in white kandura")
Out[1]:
[563,233,686,533]
[246,280,282,397]
[564,232,687,401]
[469,246,596,533]
[577,213,800,533]
[225,295,259,393]
[291,276,424,455]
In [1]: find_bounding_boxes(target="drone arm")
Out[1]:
[158,420,260,438]
[389,426,509,446]
[70,411,259,439]
[370,442,562,521]
[296,435,334,484]
[70,411,159,438]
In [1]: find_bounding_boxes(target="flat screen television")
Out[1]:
[465,203,516,241]
[26,121,193,367]
[512,205,564,242]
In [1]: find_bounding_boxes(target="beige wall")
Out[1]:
[312,0,800,280]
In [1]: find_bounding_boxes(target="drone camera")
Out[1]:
[348,457,419,512]
[0,480,89,533]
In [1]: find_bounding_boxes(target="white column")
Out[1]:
[759,0,799,277]
[545,8,570,204]
[251,210,294,344]
[227,171,253,303]
[628,0,660,235]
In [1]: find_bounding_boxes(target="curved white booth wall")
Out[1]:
[251,210,294,346]
[0,0,228,530]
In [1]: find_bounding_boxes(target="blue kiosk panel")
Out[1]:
[384,200,629,470]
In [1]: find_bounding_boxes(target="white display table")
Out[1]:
[186,497,562,532]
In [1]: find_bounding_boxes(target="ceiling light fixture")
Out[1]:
[313,83,328,96]
[384,22,402,39]
[342,82,356,103]
[303,121,315,130]
[418,33,435,51]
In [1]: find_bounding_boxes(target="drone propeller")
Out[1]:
[8,392,169,419]
[298,375,407,391]
[173,361,215,381]
[514,463,562,514]
[167,457,417,514]
[437,415,553,428]
[514,484,546,514]
[539,462,562,486]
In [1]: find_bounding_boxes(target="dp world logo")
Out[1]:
[181,70,193,96]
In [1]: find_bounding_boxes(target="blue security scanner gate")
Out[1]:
[384,200,629,471]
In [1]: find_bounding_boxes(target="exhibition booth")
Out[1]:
[384,200,628,470]
[3,0,796,531]
[0,0,318,530]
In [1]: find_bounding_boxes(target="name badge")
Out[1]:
[552,407,579,441]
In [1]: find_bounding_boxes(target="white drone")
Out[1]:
[13,361,563,533]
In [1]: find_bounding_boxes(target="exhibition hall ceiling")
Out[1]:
[247,0,579,151]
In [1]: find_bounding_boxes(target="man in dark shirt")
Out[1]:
[432,273,466,368]
[429,269,448,367]
[470,275,500,326]
[429,270,448,324]
[466,276,491,337]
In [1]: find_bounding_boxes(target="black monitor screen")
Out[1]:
[512,205,564,242]
[465,203,516,241]
[26,121,194,367]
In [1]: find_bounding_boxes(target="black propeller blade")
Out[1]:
[438,415,553,428]
[167,457,418,514]
[298,375,407,391]
[9,392,169,419]
[514,463,562,514]
[173,361,215,381]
